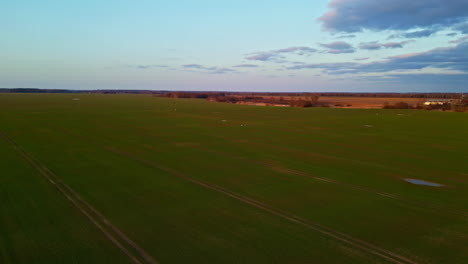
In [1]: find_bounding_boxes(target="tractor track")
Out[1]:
[63,126,468,218]
[271,166,468,218]
[55,127,420,263]
[197,134,468,218]
[105,146,418,264]
[0,130,158,264]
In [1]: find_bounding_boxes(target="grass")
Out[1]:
[0,132,130,263]
[0,93,467,263]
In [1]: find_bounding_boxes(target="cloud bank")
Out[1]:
[454,22,468,33]
[319,41,355,53]
[289,42,468,74]
[449,35,468,43]
[128,64,168,69]
[182,64,237,74]
[319,0,468,33]
[246,46,317,61]
[233,64,259,68]
[359,41,411,50]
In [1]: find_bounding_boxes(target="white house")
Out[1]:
[423,99,453,106]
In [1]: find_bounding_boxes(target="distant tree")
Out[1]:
[289,99,313,108]
[383,101,412,109]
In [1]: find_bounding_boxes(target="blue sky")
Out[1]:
[1,0,468,92]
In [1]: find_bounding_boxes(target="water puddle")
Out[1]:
[404,178,444,187]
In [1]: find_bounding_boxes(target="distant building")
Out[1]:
[423,99,453,106]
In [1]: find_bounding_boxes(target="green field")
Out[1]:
[1,93,467,264]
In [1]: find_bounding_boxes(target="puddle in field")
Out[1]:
[404,178,444,187]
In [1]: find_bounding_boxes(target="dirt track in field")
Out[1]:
[199,133,468,217]
[0,130,158,264]
[183,139,467,217]
[59,127,467,264]
[104,145,418,264]
[270,166,468,217]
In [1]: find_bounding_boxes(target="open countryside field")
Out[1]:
[318,97,423,109]
[1,93,467,264]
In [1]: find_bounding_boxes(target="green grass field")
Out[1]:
[1,93,467,264]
